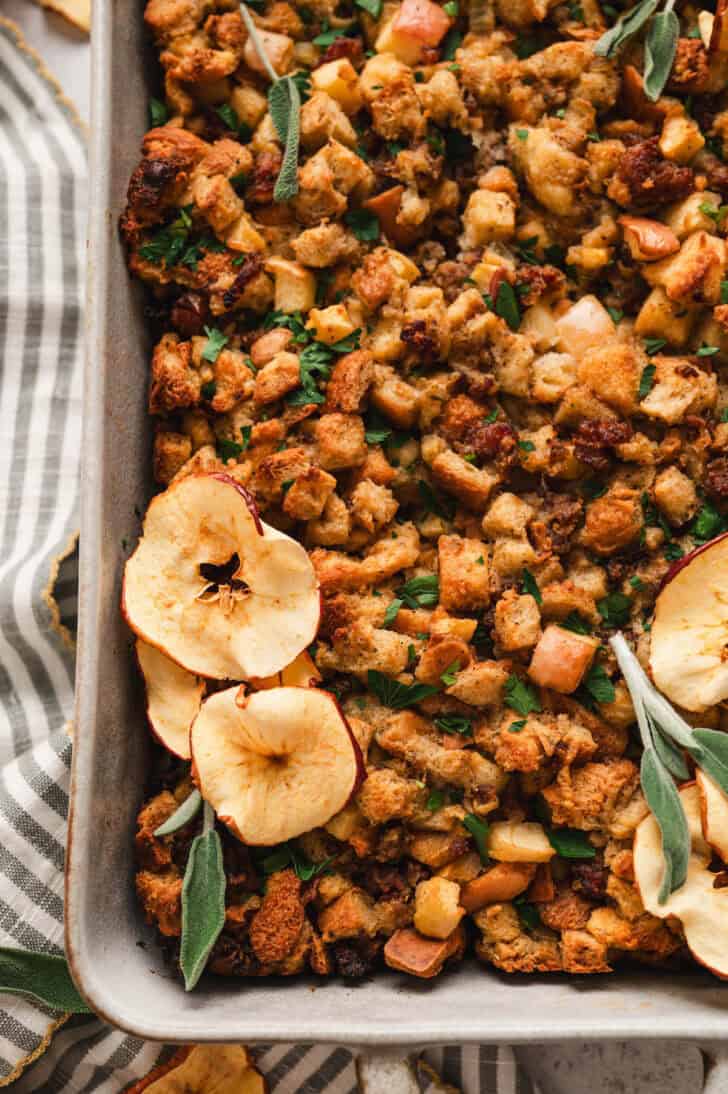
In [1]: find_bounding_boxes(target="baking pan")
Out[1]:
[67,0,728,1072]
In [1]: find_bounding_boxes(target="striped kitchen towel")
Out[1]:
[0,17,543,1093]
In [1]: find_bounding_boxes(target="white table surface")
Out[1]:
[0,5,711,1092]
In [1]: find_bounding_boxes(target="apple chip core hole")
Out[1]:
[199,553,250,595]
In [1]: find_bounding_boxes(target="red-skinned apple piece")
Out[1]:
[122,473,321,681]
[650,532,728,712]
[136,639,204,759]
[634,782,728,978]
[190,685,364,846]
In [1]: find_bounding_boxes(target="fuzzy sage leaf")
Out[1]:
[594,0,658,57]
[0,948,92,1012]
[643,8,679,100]
[154,789,202,836]
[270,76,301,202]
[640,747,689,901]
[180,801,226,991]
[240,2,301,201]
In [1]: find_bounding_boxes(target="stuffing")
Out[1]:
[130,0,724,988]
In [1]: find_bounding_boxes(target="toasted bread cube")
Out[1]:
[438,535,490,612]
[445,659,509,706]
[311,58,363,114]
[243,29,294,77]
[494,589,541,651]
[653,465,699,526]
[488,821,554,863]
[414,877,465,940]
[253,351,301,405]
[229,83,268,130]
[664,191,720,240]
[384,925,464,979]
[634,286,695,347]
[528,624,599,694]
[462,189,516,246]
[482,492,534,538]
[266,257,316,314]
[370,374,420,428]
[316,412,368,469]
[224,211,266,253]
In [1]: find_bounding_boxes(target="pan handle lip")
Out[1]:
[700,1042,728,1093]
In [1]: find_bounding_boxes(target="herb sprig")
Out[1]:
[594,0,679,102]
[239,3,302,201]
[179,801,226,990]
[611,633,728,903]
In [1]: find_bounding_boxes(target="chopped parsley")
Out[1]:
[201,326,228,364]
[217,438,244,462]
[426,789,446,811]
[441,27,462,59]
[312,21,354,45]
[638,363,656,399]
[581,478,607,501]
[417,479,454,520]
[582,663,615,705]
[518,439,536,453]
[434,714,473,737]
[367,670,439,710]
[643,338,666,356]
[597,591,631,628]
[664,542,684,561]
[721,280,728,305]
[515,128,529,141]
[691,502,726,543]
[396,574,439,609]
[504,674,541,716]
[546,828,596,859]
[494,280,521,330]
[356,0,383,15]
[521,568,542,604]
[440,660,461,687]
[561,612,591,635]
[508,719,527,733]
[149,97,168,126]
[463,813,490,863]
[515,897,541,929]
[261,842,334,880]
[382,598,402,627]
[344,208,380,242]
[697,344,720,356]
[606,306,623,325]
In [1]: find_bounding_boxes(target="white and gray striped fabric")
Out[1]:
[0,19,541,1092]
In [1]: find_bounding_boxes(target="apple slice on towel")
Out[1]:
[649,533,728,712]
[191,685,364,845]
[634,782,728,978]
[123,473,320,681]
[137,639,204,759]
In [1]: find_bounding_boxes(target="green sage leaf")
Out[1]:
[271,76,301,202]
[0,948,92,1013]
[640,747,689,902]
[649,720,690,782]
[180,802,226,991]
[594,0,658,57]
[689,729,728,797]
[643,9,679,102]
[268,76,293,144]
[154,789,203,836]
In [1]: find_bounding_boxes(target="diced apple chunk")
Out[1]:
[414,877,464,939]
[487,821,555,863]
[528,624,599,694]
[460,862,536,912]
[311,59,363,114]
